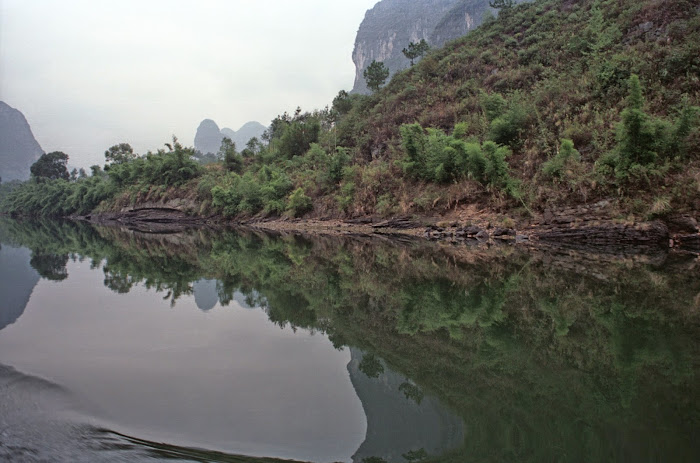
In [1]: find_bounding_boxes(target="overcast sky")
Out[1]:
[0,0,378,168]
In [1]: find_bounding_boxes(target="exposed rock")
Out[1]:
[352,0,527,93]
[373,217,420,229]
[675,234,700,252]
[533,221,669,247]
[666,215,699,234]
[475,230,489,241]
[431,0,496,47]
[461,225,482,236]
[492,228,516,238]
[0,101,44,181]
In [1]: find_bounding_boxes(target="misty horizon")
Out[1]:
[0,0,378,169]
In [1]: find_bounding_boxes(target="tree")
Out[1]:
[30,253,69,281]
[241,137,262,158]
[615,74,658,166]
[90,165,103,177]
[332,90,354,116]
[220,137,242,172]
[402,39,430,66]
[30,151,70,181]
[104,143,136,165]
[364,60,389,92]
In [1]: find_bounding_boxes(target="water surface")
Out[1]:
[0,219,698,462]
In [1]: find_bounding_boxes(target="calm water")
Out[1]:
[0,219,698,462]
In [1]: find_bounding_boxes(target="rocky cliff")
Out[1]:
[0,101,44,181]
[195,119,266,154]
[351,0,527,93]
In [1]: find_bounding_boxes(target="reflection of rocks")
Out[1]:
[0,246,39,331]
[193,279,219,312]
[348,348,464,463]
[192,280,259,312]
[233,291,258,310]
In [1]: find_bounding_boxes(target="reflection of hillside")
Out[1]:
[348,348,463,463]
[1,218,699,462]
[0,245,39,331]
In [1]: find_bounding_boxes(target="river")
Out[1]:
[0,219,698,462]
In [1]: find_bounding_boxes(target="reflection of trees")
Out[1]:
[103,272,137,294]
[359,353,384,379]
[30,253,68,281]
[399,382,424,405]
[2,218,700,462]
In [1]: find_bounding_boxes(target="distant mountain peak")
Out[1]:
[0,101,44,181]
[194,119,266,154]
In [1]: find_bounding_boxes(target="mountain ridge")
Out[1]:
[194,120,266,155]
[0,101,44,182]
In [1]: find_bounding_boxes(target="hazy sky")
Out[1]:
[0,0,378,168]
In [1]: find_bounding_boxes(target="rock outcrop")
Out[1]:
[0,101,44,181]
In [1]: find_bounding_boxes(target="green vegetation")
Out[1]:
[30,151,70,181]
[402,39,430,66]
[364,60,390,93]
[399,123,517,195]
[2,0,699,221]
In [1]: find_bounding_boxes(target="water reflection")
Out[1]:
[349,348,464,463]
[193,278,219,311]
[0,218,699,462]
[0,244,39,331]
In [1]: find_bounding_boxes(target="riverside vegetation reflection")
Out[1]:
[0,218,699,463]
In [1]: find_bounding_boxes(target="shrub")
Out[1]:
[211,166,293,217]
[542,139,581,179]
[604,75,699,181]
[482,141,512,189]
[479,92,507,122]
[399,123,517,195]
[287,188,313,217]
[488,96,530,148]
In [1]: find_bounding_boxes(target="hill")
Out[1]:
[0,101,44,182]
[195,120,266,155]
[351,0,530,93]
[339,0,700,216]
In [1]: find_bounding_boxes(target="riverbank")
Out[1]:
[80,198,700,254]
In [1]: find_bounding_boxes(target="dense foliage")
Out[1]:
[30,151,70,181]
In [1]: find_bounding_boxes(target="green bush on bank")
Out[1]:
[211,165,294,217]
[598,75,699,182]
[399,123,518,195]
[107,139,202,188]
[0,175,117,217]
